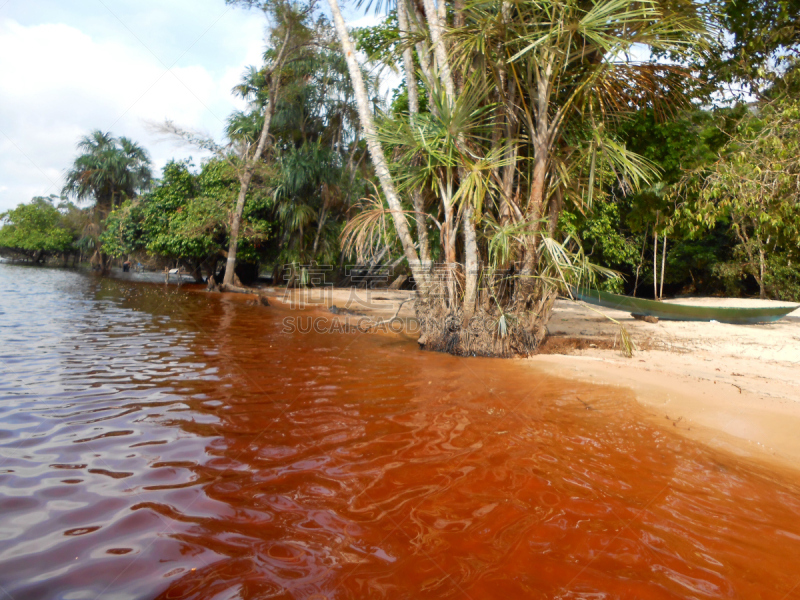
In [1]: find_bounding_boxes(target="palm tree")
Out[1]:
[63,131,151,212]
[62,130,152,271]
[331,0,709,356]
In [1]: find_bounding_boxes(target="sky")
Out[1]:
[0,0,381,212]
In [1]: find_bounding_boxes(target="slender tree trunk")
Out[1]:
[421,0,456,100]
[633,227,648,297]
[223,29,292,287]
[312,206,327,257]
[498,77,520,225]
[660,235,667,299]
[327,0,428,292]
[653,230,658,300]
[403,0,436,107]
[463,205,479,318]
[418,0,471,307]
[396,0,419,117]
[440,190,457,305]
[520,60,553,282]
[397,0,431,269]
[518,138,548,284]
[225,168,257,285]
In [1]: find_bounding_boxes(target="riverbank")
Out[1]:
[270,287,800,474]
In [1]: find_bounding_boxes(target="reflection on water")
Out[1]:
[0,263,799,599]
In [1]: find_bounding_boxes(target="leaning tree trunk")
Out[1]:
[223,91,276,286]
[327,0,429,293]
[223,29,292,287]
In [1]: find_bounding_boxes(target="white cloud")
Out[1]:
[346,14,384,29]
[0,2,394,212]
[0,5,265,211]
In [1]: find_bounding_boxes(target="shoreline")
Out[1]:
[528,353,800,477]
[165,278,800,476]
[529,295,800,475]
[267,286,800,476]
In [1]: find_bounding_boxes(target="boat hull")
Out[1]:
[573,288,798,325]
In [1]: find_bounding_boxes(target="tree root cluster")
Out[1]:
[415,291,556,358]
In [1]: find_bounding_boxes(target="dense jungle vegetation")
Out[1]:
[1,0,798,354]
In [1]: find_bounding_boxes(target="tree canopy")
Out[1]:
[0,197,84,262]
[63,130,152,211]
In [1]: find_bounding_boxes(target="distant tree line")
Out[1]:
[0,197,88,264]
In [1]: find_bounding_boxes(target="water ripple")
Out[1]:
[1,264,800,599]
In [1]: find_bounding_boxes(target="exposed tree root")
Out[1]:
[415,287,557,357]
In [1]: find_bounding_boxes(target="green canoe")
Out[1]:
[573,288,799,324]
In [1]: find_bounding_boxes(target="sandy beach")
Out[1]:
[531,296,800,475]
[266,287,800,474]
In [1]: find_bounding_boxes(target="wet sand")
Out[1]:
[532,297,800,475]
[271,287,800,474]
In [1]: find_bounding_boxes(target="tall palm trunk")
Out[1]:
[327,0,429,292]
[519,61,554,289]
[417,0,481,311]
[406,2,436,107]
[397,0,420,117]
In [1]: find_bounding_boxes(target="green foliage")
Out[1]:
[354,11,429,118]
[99,201,145,258]
[618,109,728,186]
[270,140,356,264]
[701,0,800,97]
[228,16,359,152]
[63,130,152,211]
[764,255,800,301]
[101,159,273,266]
[676,98,800,298]
[144,161,224,261]
[664,226,733,292]
[0,197,81,259]
[353,11,400,69]
[563,105,754,297]
[559,202,641,293]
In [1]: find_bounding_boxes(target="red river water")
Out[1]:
[0,264,799,599]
